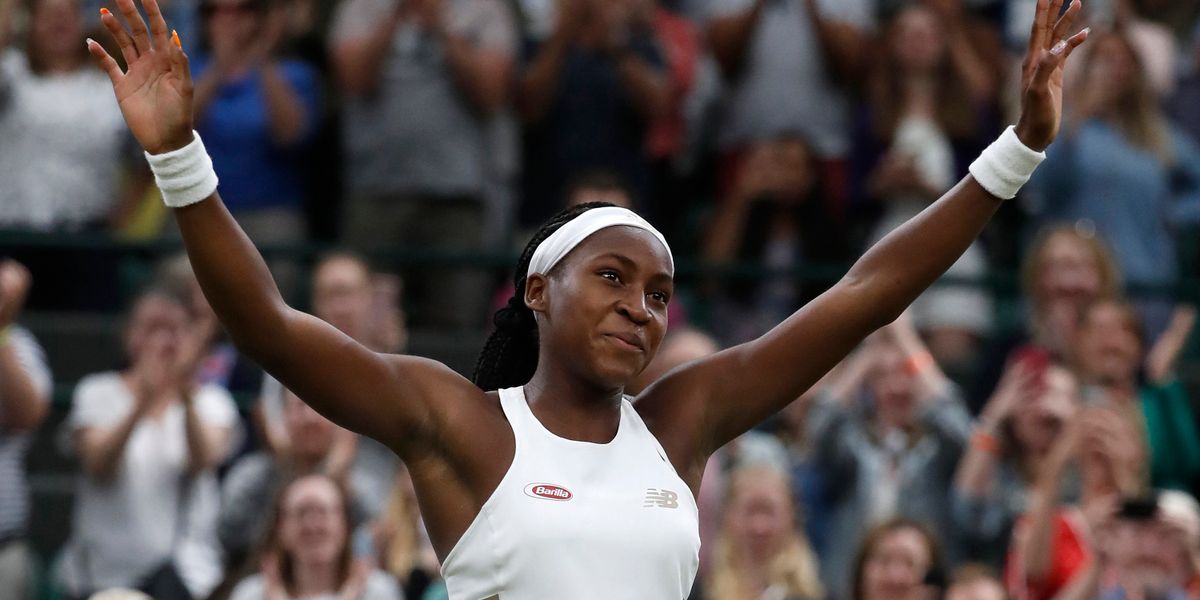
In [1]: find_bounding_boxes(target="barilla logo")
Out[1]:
[524,483,573,501]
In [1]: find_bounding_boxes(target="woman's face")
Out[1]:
[30,0,85,62]
[869,344,917,429]
[1087,35,1140,105]
[1011,366,1078,458]
[279,476,348,567]
[725,476,794,562]
[1035,234,1104,312]
[1075,303,1141,386]
[125,295,191,364]
[891,6,945,73]
[312,258,373,340]
[862,527,933,600]
[529,226,672,388]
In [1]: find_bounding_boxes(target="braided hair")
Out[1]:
[473,202,615,391]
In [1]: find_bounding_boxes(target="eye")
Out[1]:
[649,291,669,305]
[599,270,621,283]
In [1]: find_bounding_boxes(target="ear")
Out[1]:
[525,273,549,315]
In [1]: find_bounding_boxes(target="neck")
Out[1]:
[291,559,340,596]
[524,360,624,444]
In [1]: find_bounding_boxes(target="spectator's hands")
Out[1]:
[91,0,195,155]
[129,332,177,414]
[0,260,32,329]
[1145,305,1196,383]
[867,152,935,199]
[978,360,1038,433]
[1014,0,1089,151]
[410,0,446,33]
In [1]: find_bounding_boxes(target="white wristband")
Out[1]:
[144,131,219,208]
[968,126,1046,200]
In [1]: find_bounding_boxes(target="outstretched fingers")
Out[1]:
[86,38,124,86]
[1050,0,1081,49]
[1032,26,1089,87]
[114,0,152,55]
[98,7,138,65]
[1027,0,1049,57]
[140,0,172,51]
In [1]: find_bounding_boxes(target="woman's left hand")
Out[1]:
[1014,0,1090,151]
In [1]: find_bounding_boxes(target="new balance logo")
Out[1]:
[643,488,679,509]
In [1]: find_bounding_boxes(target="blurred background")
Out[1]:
[2,0,1200,598]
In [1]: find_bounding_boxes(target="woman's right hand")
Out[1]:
[88,0,195,155]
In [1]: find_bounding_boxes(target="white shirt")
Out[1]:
[441,387,701,599]
[56,372,238,597]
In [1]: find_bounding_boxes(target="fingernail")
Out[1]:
[1051,39,1068,55]
[99,7,110,15]
[1082,27,1091,35]
[85,37,95,47]
[172,29,181,47]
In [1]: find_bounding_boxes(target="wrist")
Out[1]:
[903,350,935,376]
[971,430,1002,455]
[1014,119,1048,152]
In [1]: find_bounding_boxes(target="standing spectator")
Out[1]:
[190,0,321,298]
[229,474,402,600]
[706,0,872,211]
[1027,30,1200,338]
[0,261,52,600]
[219,389,362,574]
[517,0,669,225]
[56,285,239,600]
[859,3,995,379]
[850,519,943,600]
[953,357,1081,568]
[809,314,971,598]
[0,0,146,231]
[330,0,516,329]
[704,465,824,600]
[1073,299,1200,491]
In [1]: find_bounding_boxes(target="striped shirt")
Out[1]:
[0,326,52,537]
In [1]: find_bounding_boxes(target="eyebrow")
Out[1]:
[594,252,673,285]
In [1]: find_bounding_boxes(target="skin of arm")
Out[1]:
[639,0,1088,484]
[258,61,311,145]
[952,364,1028,500]
[1144,305,1196,384]
[180,387,233,475]
[1019,424,1077,583]
[77,407,144,483]
[0,262,49,432]
[803,0,869,84]
[612,48,670,121]
[706,0,764,79]
[330,4,405,96]
[438,21,514,116]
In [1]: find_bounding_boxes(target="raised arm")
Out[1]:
[87,0,479,454]
[642,0,1088,467]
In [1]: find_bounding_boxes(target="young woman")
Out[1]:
[86,0,1088,596]
[850,519,942,600]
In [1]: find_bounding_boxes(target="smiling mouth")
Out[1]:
[605,334,644,353]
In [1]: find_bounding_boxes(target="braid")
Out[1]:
[473,202,616,391]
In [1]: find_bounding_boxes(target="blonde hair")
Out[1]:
[1021,225,1122,310]
[379,470,424,582]
[708,466,824,600]
[1082,30,1175,163]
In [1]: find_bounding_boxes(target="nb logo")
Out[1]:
[643,488,679,509]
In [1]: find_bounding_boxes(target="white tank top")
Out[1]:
[441,386,701,599]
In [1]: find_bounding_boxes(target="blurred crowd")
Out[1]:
[3,0,1200,598]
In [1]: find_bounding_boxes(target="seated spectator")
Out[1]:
[1073,299,1200,491]
[56,284,239,600]
[851,519,942,600]
[1050,491,1200,600]
[704,465,823,600]
[1006,399,1146,600]
[190,0,321,298]
[0,0,147,231]
[953,356,1081,568]
[0,260,52,600]
[229,473,401,600]
[706,0,872,212]
[858,3,995,380]
[946,565,1007,600]
[973,225,1122,408]
[330,0,516,330]
[374,465,440,599]
[219,389,362,572]
[809,313,971,598]
[1027,29,1200,339]
[517,0,669,225]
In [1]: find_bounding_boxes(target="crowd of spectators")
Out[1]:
[2,0,1200,598]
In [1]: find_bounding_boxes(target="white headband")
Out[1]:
[526,207,674,278]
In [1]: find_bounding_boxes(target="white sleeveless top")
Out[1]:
[441,387,701,599]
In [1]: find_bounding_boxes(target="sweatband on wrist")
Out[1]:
[968,126,1046,200]
[144,131,219,208]
[527,206,673,277]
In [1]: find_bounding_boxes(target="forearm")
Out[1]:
[845,178,1001,332]
[702,199,753,264]
[954,418,1003,498]
[441,32,509,115]
[805,2,868,83]
[0,341,47,431]
[182,391,223,474]
[173,195,292,361]
[80,412,142,482]
[190,68,226,124]
[334,12,404,96]
[1023,460,1069,581]
[518,32,571,122]
[615,53,669,121]
[0,0,14,50]
[1050,555,1102,600]
[259,62,310,146]
[707,1,763,78]
[947,27,998,105]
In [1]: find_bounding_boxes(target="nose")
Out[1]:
[617,289,652,326]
